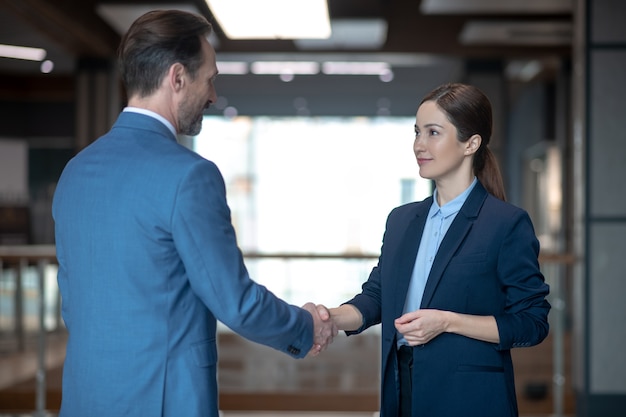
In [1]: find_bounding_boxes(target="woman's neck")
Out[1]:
[435,175,475,206]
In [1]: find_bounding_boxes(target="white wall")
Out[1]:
[0,139,28,202]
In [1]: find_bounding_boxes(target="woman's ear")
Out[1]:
[465,134,482,155]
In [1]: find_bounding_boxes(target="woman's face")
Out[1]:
[413,100,474,184]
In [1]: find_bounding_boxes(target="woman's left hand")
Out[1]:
[394,309,449,346]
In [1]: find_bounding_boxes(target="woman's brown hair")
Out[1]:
[421,83,506,201]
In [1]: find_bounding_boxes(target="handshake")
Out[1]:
[302,302,337,356]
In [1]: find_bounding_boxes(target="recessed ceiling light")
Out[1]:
[40,60,55,73]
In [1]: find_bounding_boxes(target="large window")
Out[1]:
[195,116,431,309]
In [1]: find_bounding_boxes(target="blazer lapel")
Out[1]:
[392,201,430,319]
[420,183,489,308]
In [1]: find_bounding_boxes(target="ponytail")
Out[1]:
[475,147,506,201]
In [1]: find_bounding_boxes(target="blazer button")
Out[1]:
[287,345,301,355]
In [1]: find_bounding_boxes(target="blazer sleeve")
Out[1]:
[493,209,551,350]
[343,265,382,335]
[171,158,313,358]
[343,209,399,334]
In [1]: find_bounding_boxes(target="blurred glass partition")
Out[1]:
[195,116,432,306]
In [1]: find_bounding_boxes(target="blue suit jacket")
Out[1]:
[52,112,313,417]
[346,181,550,417]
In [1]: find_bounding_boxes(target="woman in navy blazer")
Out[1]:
[328,83,550,417]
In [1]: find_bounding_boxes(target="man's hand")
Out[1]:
[302,302,338,356]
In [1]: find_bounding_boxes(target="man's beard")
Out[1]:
[178,100,204,136]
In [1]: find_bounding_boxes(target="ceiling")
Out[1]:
[0,0,573,116]
[0,0,573,74]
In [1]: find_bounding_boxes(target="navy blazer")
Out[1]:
[346,181,550,417]
[53,112,314,417]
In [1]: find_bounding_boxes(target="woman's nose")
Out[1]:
[413,136,424,153]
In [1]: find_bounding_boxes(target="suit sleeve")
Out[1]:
[343,210,398,334]
[171,158,313,358]
[493,210,551,350]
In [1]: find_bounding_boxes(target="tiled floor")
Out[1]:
[0,412,377,417]
[0,332,66,392]
[220,413,379,417]
[0,414,57,417]
[0,411,378,417]
[0,329,573,416]
[0,413,568,417]
[0,330,381,414]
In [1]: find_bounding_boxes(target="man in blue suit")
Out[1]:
[52,10,336,417]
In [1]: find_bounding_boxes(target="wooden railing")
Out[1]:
[0,244,57,415]
[0,245,577,416]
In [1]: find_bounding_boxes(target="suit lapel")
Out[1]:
[420,183,488,308]
[392,201,430,319]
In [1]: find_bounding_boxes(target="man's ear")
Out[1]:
[168,63,186,92]
[465,134,482,155]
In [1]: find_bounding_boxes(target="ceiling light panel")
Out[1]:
[460,21,572,46]
[294,19,388,50]
[322,61,390,75]
[207,0,331,39]
[420,0,572,14]
[0,44,46,61]
[217,61,248,74]
[250,61,320,75]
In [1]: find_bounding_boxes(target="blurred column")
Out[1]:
[75,58,121,151]
[572,0,626,416]
[463,61,509,194]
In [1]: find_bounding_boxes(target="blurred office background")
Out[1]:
[1,0,625,416]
